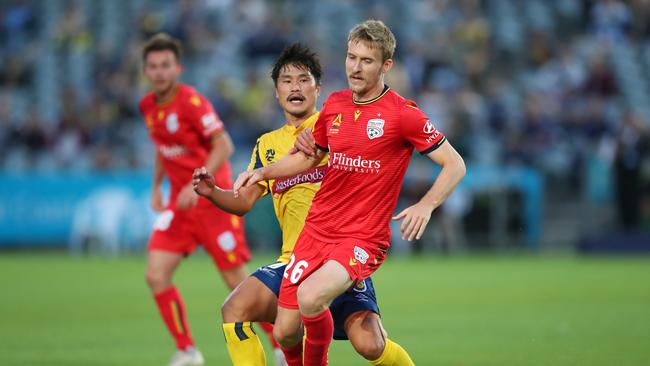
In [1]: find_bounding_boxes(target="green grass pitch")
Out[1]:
[1,252,649,365]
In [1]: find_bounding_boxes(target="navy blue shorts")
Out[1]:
[251,262,380,340]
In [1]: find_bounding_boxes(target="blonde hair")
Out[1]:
[348,19,396,62]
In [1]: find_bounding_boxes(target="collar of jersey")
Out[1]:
[284,111,320,135]
[352,85,390,105]
[155,84,180,107]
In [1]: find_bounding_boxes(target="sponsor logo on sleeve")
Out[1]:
[201,113,223,132]
[366,118,385,140]
[426,130,441,144]
[423,119,436,134]
[423,119,443,144]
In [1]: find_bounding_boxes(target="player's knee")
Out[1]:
[273,323,301,347]
[145,269,168,291]
[220,298,248,323]
[350,334,385,360]
[297,284,327,314]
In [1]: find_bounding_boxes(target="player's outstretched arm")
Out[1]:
[193,166,264,216]
[393,140,466,241]
[233,150,323,196]
[288,128,318,156]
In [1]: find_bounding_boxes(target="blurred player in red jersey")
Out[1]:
[234,20,466,365]
[139,33,257,366]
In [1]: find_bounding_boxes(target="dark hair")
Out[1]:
[271,43,322,85]
[142,33,182,62]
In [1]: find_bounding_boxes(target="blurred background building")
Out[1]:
[1,0,649,253]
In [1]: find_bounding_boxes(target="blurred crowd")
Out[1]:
[1,0,650,231]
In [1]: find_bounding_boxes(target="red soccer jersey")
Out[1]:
[306,86,446,248]
[139,83,232,208]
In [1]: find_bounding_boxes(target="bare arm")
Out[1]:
[204,131,234,172]
[193,167,264,216]
[177,131,234,209]
[151,152,166,212]
[233,149,324,196]
[393,140,466,240]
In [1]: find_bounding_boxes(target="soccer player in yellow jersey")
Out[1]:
[193,44,414,366]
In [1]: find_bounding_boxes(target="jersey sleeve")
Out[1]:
[139,97,153,129]
[400,101,446,154]
[312,99,330,152]
[247,138,270,195]
[186,93,225,139]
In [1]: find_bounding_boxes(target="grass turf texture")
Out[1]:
[1,253,649,365]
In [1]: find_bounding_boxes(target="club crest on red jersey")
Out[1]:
[366,118,384,140]
[166,113,179,133]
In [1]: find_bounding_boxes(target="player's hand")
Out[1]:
[176,183,199,210]
[288,128,317,156]
[392,202,434,241]
[151,186,165,212]
[192,166,216,197]
[232,169,264,198]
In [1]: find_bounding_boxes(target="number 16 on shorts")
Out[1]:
[283,254,309,284]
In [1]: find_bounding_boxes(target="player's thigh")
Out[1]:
[146,250,185,279]
[220,264,249,290]
[222,276,278,323]
[344,311,384,341]
[344,311,386,359]
[278,232,328,310]
[298,259,354,307]
[330,278,382,340]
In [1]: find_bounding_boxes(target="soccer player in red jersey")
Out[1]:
[193,43,413,366]
[235,20,466,365]
[139,33,255,366]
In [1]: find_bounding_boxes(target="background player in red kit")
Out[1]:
[235,20,466,365]
[140,33,253,366]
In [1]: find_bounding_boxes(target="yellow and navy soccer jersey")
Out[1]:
[247,112,328,264]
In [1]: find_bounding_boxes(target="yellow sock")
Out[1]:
[222,322,267,366]
[369,338,415,366]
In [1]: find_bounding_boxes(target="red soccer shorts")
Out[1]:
[148,203,250,271]
[278,229,386,309]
